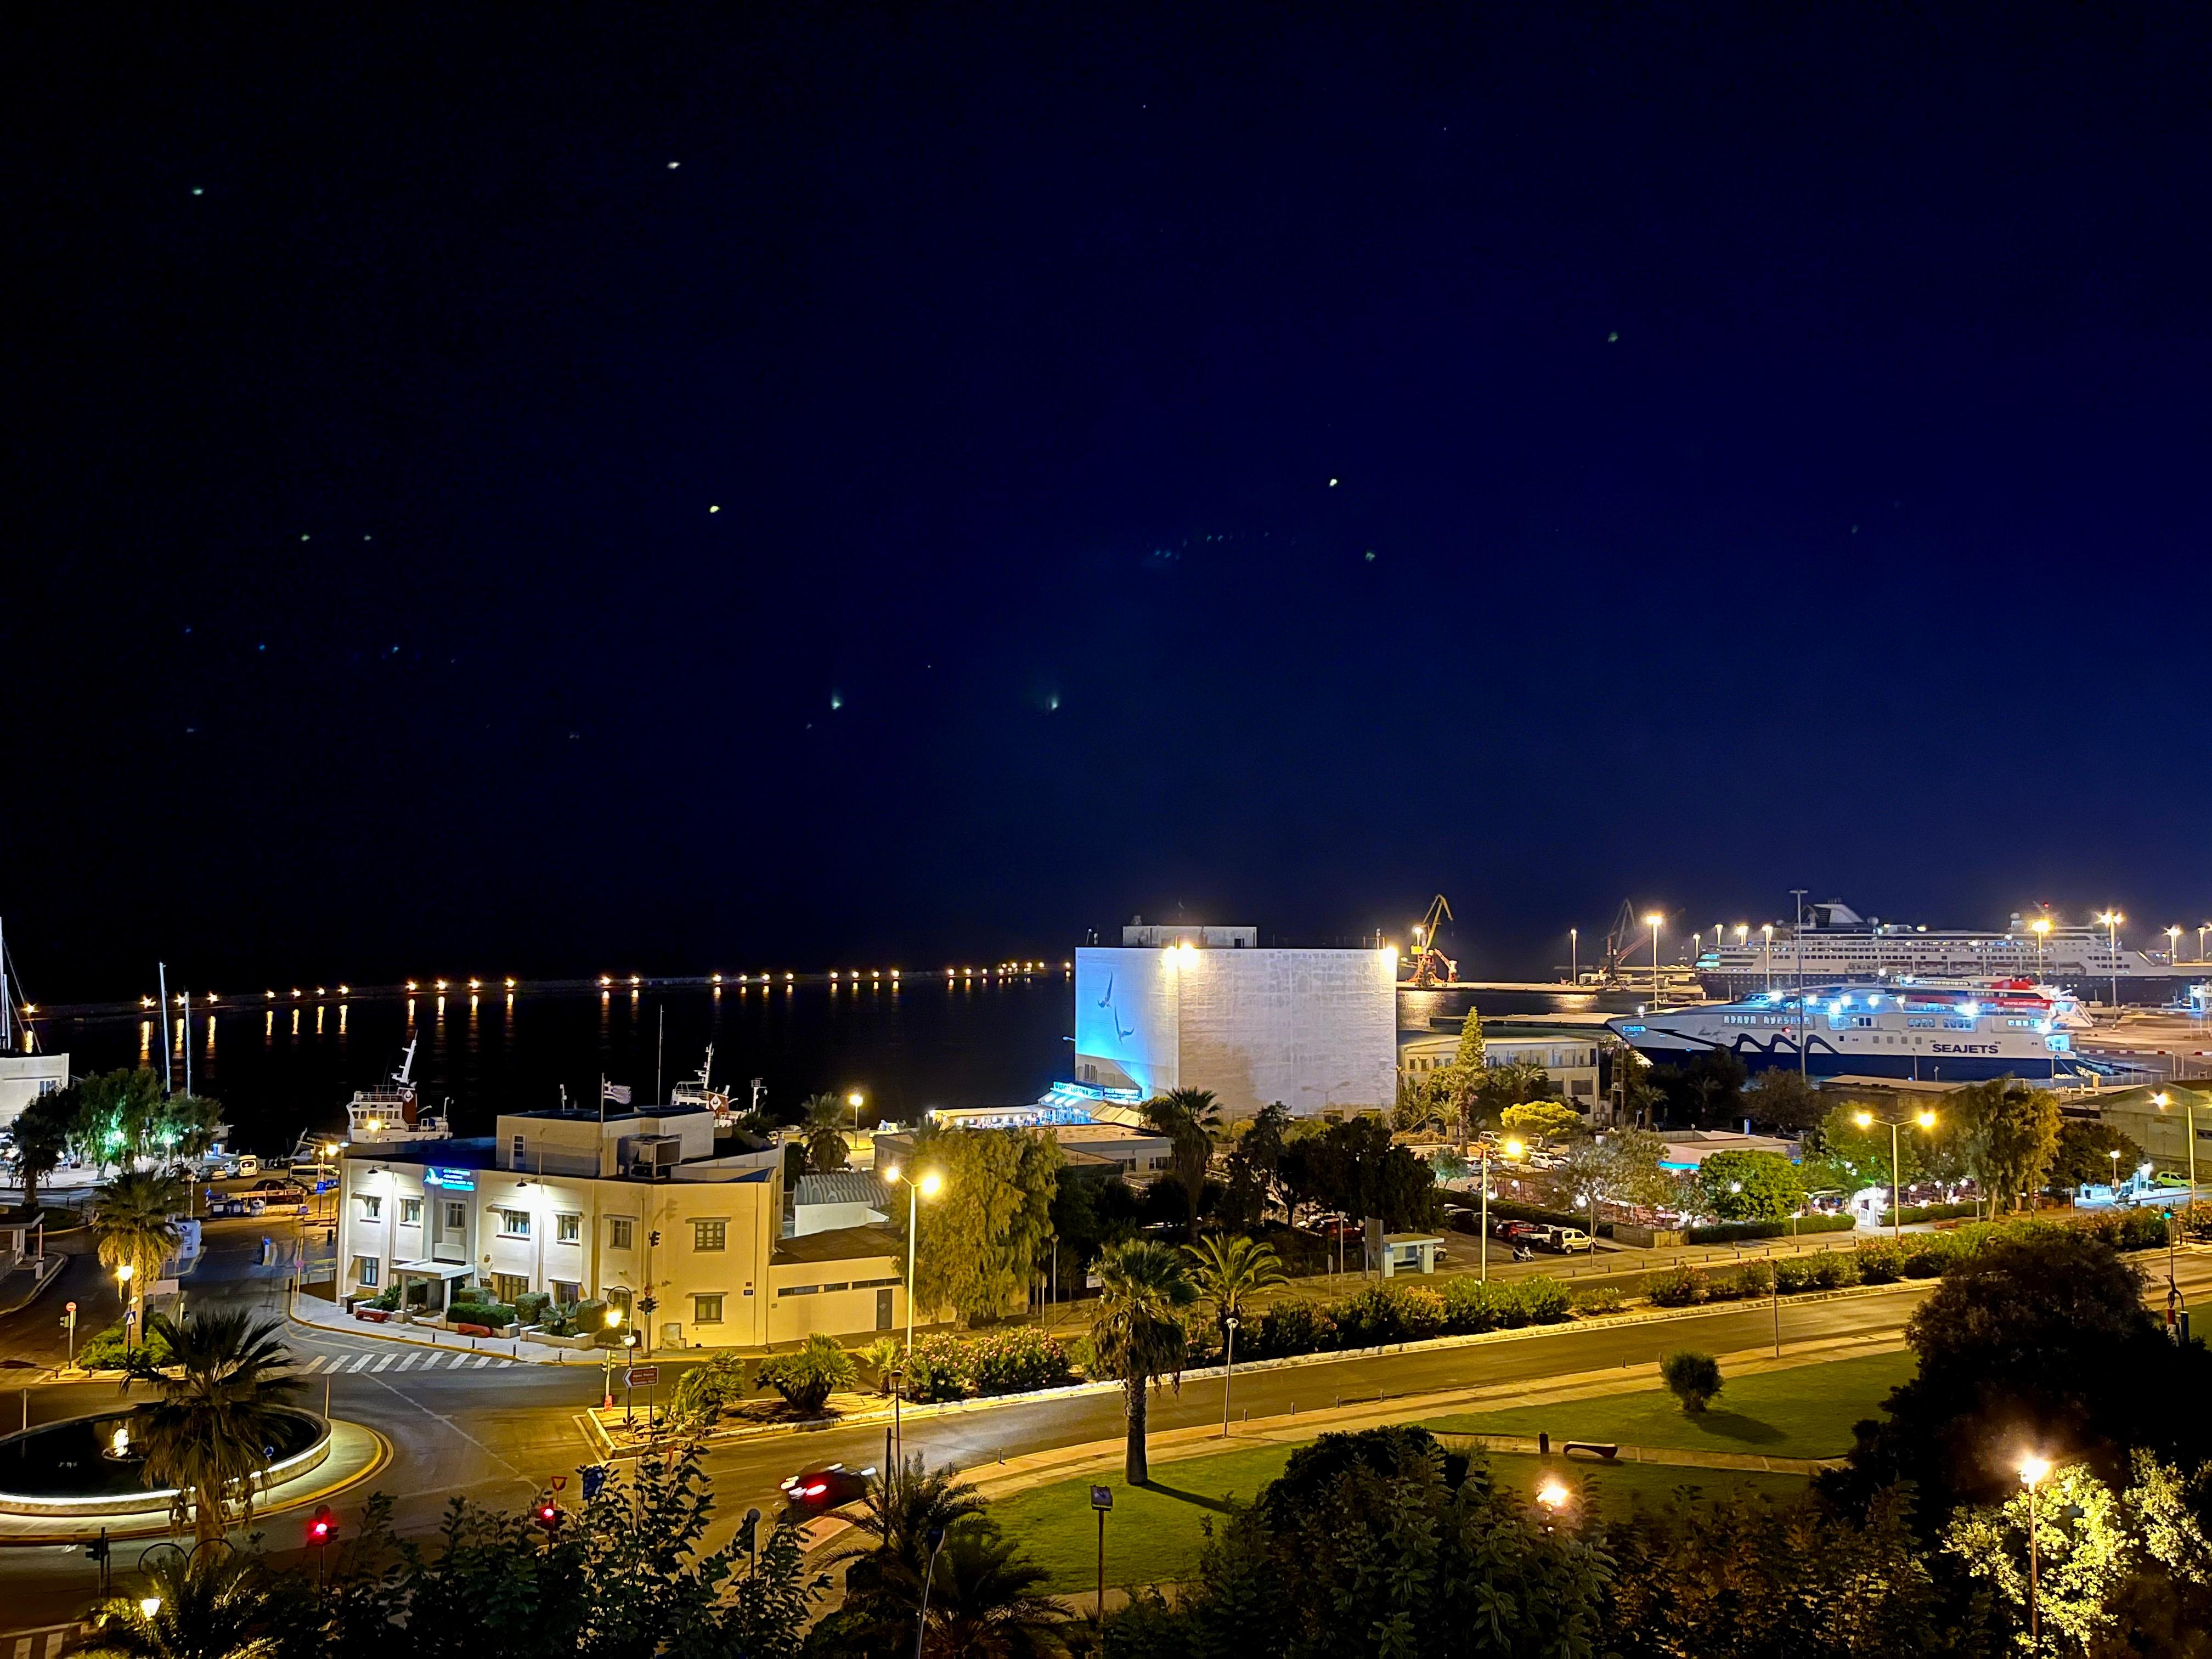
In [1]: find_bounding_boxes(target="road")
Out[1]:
[2,1227,2207,1630]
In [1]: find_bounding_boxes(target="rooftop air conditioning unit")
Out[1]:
[627,1135,682,1181]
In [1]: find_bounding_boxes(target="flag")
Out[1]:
[603,1082,632,1105]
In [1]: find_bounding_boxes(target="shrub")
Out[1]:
[755,1334,857,1415]
[1878,1201,1981,1226]
[1900,1239,1953,1278]
[1646,1266,1705,1307]
[960,1327,1076,1395]
[1712,1261,1773,1300]
[77,1319,176,1372]
[1440,1277,1517,1333]
[905,1333,969,1402]
[1809,1252,1861,1289]
[1335,1285,1417,1347]
[668,1351,754,1423]
[859,1336,904,1395]
[1516,1277,1572,1324]
[1395,1286,1448,1340]
[514,1291,552,1327]
[1771,1257,1816,1294]
[368,1284,403,1312]
[1855,1240,1906,1283]
[447,1294,516,1328]
[1683,1215,1857,1245]
[1246,1299,1340,1359]
[1661,1350,1723,1413]
[1571,1284,1624,1316]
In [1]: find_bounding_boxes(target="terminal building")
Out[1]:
[332,1105,907,1353]
[1071,922,1397,1120]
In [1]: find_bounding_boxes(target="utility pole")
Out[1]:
[159,962,173,1093]
[1791,891,1809,1081]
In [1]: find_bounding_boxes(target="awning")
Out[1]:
[391,1260,475,1279]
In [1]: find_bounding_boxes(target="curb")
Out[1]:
[0,1255,70,1321]
[283,1299,599,1366]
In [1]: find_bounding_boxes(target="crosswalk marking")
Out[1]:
[397,1354,417,1371]
[371,1354,394,1372]
[293,1344,523,1374]
[348,1353,374,1373]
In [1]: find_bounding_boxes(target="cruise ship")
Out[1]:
[1696,902,2193,1004]
[1610,980,2089,1084]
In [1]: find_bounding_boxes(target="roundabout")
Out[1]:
[0,1408,391,1545]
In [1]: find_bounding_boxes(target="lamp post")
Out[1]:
[600,1306,624,1408]
[1854,1109,1936,1239]
[2098,910,2125,1007]
[2169,926,2183,969]
[1479,1138,1525,1282]
[1645,913,1664,1012]
[847,1090,866,1133]
[2154,1091,2197,1214]
[1568,928,1577,986]
[2032,916,2050,981]
[2020,1455,2051,1651]
[2199,923,2210,966]
[1220,1314,1239,1438]
[882,1164,944,1360]
[115,1264,135,1351]
[1762,924,1773,992]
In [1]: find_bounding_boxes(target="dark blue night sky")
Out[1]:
[10,5,2210,994]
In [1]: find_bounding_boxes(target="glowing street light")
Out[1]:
[2031,916,2051,979]
[2098,910,2125,1007]
[2020,1456,2052,1649]
[2155,1091,2197,1213]
[1536,1478,1571,1513]
[881,1164,944,1358]
[1477,1138,1526,1283]
[1645,913,1664,1011]
[2168,926,2183,966]
[1854,1109,1937,1240]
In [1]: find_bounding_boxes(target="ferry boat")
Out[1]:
[1610,979,2090,1084]
[1697,901,2192,1004]
[289,1041,449,1177]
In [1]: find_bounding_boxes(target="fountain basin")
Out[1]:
[0,1407,331,1518]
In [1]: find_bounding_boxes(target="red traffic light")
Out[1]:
[534,1500,562,1534]
[307,1506,336,1545]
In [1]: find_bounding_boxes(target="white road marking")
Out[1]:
[348,1353,374,1372]
[372,1354,394,1372]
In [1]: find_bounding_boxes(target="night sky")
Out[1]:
[9,6,2210,997]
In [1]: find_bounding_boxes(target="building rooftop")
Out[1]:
[504,1105,714,1124]
[793,1171,889,1208]
[772,1222,903,1265]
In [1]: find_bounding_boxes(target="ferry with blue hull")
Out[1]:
[1609,980,2090,1084]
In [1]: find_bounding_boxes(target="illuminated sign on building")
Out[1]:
[423,1167,477,1191]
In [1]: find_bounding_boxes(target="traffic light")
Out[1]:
[535,1499,563,1536]
[307,1506,337,1547]
[84,1531,109,1564]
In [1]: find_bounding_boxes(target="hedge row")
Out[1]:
[1683,1214,1857,1245]
[1878,1201,1983,1226]
[1220,1275,1574,1362]
[908,1327,1076,1402]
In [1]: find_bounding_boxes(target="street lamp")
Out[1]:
[2020,1455,2052,1651]
[1854,1109,1936,1239]
[1478,1138,1526,1283]
[138,1598,162,1622]
[881,1164,944,1359]
[2098,910,2125,1007]
[2031,916,2051,980]
[2170,926,2184,967]
[1568,927,1577,985]
[115,1263,136,1351]
[848,1090,866,1132]
[600,1305,625,1408]
[1762,923,1774,991]
[1220,1314,1240,1438]
[2154,1092,2197,1214]
[1645,913,1664,1011]
[2109,1147,2123,1198]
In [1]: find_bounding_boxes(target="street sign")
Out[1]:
[1090,1485,1113,1510]
[626,1365,659,1386]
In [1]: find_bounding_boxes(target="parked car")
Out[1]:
[1490,1218,1540,1240]
[778,1463,874,1512]
[1538,1227,1594,1254]
[242,1178,307,1210]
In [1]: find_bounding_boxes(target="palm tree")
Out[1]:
[74,1542,290,1659]
[799,1092,851,1175]
[903,1521,1070,1658]
[1141,1087,1222,1237]
[833,1452,988,1579]
[94,1171,186,1341]
[128,1310,303,1541]
[1182,1233,1287,1344]
[12,1088,74,1211]
[1088,1239,1194,1485]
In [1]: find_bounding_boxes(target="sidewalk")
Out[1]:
[0,1255,67,1320]
[285,1286,600,1364]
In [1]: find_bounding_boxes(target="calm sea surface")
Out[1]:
[39,978,1633,1157]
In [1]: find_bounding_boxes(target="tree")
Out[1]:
[1103,1428,1610,1658]
[1608,1040,1661,1127]
[127,1310,303,1541]
[94,1170,185,1336]
[2045,1118,2145,1198]
[799,1093,851,1175]
[754,1333,855,1414]
[1088,1239,1194,1484]
[891,1522,1070,1659]
[69,1068,167,1171]
[1499,1099,1582,1143]
[1141,1089,1222,1239]
[12,1088,73,1211]
[1826,1230,2212,1520]
[1648,1049,1748,1128]
[1217,1102,1290,1230]
[1433,1008,1487,1149]
[1660,1350,1722,1413]
[1954,1076,2062,1213]
[1553,1127,1672,1233]
[77,1540,294,1659]
[1695,1149,1804,1221]
[905,1126,1063,1325]
[1182,1234,1286,1342]
[1741,1067,1827,1132]
[859,1336,904,1395]
[1803,1103,1918,1195]
[1278,1115,1438,1233]
[1047,1171,1138,1291]
[667,1351,753,1424]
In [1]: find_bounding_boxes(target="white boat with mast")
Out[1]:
[289,1040,449,1177]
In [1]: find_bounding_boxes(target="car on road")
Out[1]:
[2155,1171,2192,1190]
[778,1463,874,1512]
[241,1178,308,1211]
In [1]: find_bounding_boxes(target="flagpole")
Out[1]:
[600,1074,606,1126]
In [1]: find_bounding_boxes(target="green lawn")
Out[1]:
[991,1440,1812,1595]
[1420,1348,1914,1462]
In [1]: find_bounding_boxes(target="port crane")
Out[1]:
[1404,895,1458,986]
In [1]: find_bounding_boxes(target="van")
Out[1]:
[1542,1227,1594,1254]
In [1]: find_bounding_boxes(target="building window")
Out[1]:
[608,1217,635,1250]
[511,1134,528,1168]
[498,1208,531,1238]
[400,1198,422,1225]
[356,1256,379,1287]
[443,1200,467,1231]
[555,1212,581,1244]
[551,1279,580,1305]
[693,1294,724,1325]
[493,1273,529,1304]
[692,1220,727,1252]
[359,1194,382,1221]
[36,1079,60,1097]
[777,1284,820,1297]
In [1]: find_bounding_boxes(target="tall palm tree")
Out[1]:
[1141,1088,1222,1237]
[902,1521,1070,1659]
[94,1171,186,1340]
[799,1091,851,1175]
[128,1310,302,1542]
[1088,1239,1194,1485]
[1182,1233,1287,1343]
[74,1542,290,1659]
